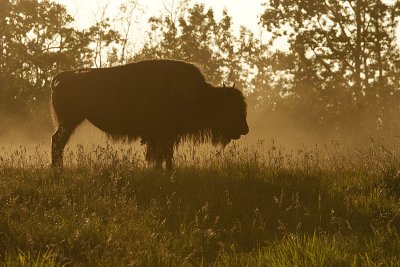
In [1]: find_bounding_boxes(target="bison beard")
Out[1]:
[51,59,249,170]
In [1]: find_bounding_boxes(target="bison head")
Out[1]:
[211,84,249,145]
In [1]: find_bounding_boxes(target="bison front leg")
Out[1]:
[145,140,174,171]
[164,143,174,172]
[51,125,75,167]
[145,141,163,169]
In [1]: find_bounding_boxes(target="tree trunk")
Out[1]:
[354,0,362,100]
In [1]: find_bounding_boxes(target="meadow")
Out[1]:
[0,140,400,266]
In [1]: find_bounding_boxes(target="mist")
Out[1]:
[2,105,397,163]
[2,0,400,156]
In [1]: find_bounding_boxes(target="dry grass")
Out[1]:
[0,140,400,266]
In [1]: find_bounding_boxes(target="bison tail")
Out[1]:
[50,74,62,128]
[50,72,70,127]
[50,92,59,128]
[51,73,63,91]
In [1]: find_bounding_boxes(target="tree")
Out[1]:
[0,0,93,114]
[260,0,400,137]
[113,0,142,64]
[89,1,122,68]
[134,3,254,88]
[89,18,121,68]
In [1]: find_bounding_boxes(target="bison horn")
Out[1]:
[233,83,236,88]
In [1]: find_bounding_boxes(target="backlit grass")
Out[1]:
[0,141,400,266]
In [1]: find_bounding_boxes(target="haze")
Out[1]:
[56,0,263,30]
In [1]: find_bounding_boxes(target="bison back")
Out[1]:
[52,60,212,138]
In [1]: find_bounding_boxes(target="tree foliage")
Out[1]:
[133,3,253,89]
[1,0,92,114]
[0,0,121,115]
[260,0,400,137]
[2,0,400,141]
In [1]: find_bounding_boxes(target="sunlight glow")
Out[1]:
[56,0,263,32]
[55,0,400,53]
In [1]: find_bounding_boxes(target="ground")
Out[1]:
[0,141,399,266]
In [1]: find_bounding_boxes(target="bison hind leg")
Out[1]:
[51,122,80,167]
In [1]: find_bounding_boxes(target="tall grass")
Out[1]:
[0,140,399,266]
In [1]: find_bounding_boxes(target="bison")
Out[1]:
[51,59,249,170]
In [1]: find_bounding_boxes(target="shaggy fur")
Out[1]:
[51,59,249,170]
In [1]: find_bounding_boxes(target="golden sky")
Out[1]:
[56,0,263,31]
[54,0,399,51]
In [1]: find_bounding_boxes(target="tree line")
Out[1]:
[1,0,400,141]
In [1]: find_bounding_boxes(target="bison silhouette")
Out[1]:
[51,59,249,170]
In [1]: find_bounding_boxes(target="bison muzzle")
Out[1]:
[51,59,249,170]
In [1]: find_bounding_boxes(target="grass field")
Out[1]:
[0,140,400,266]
